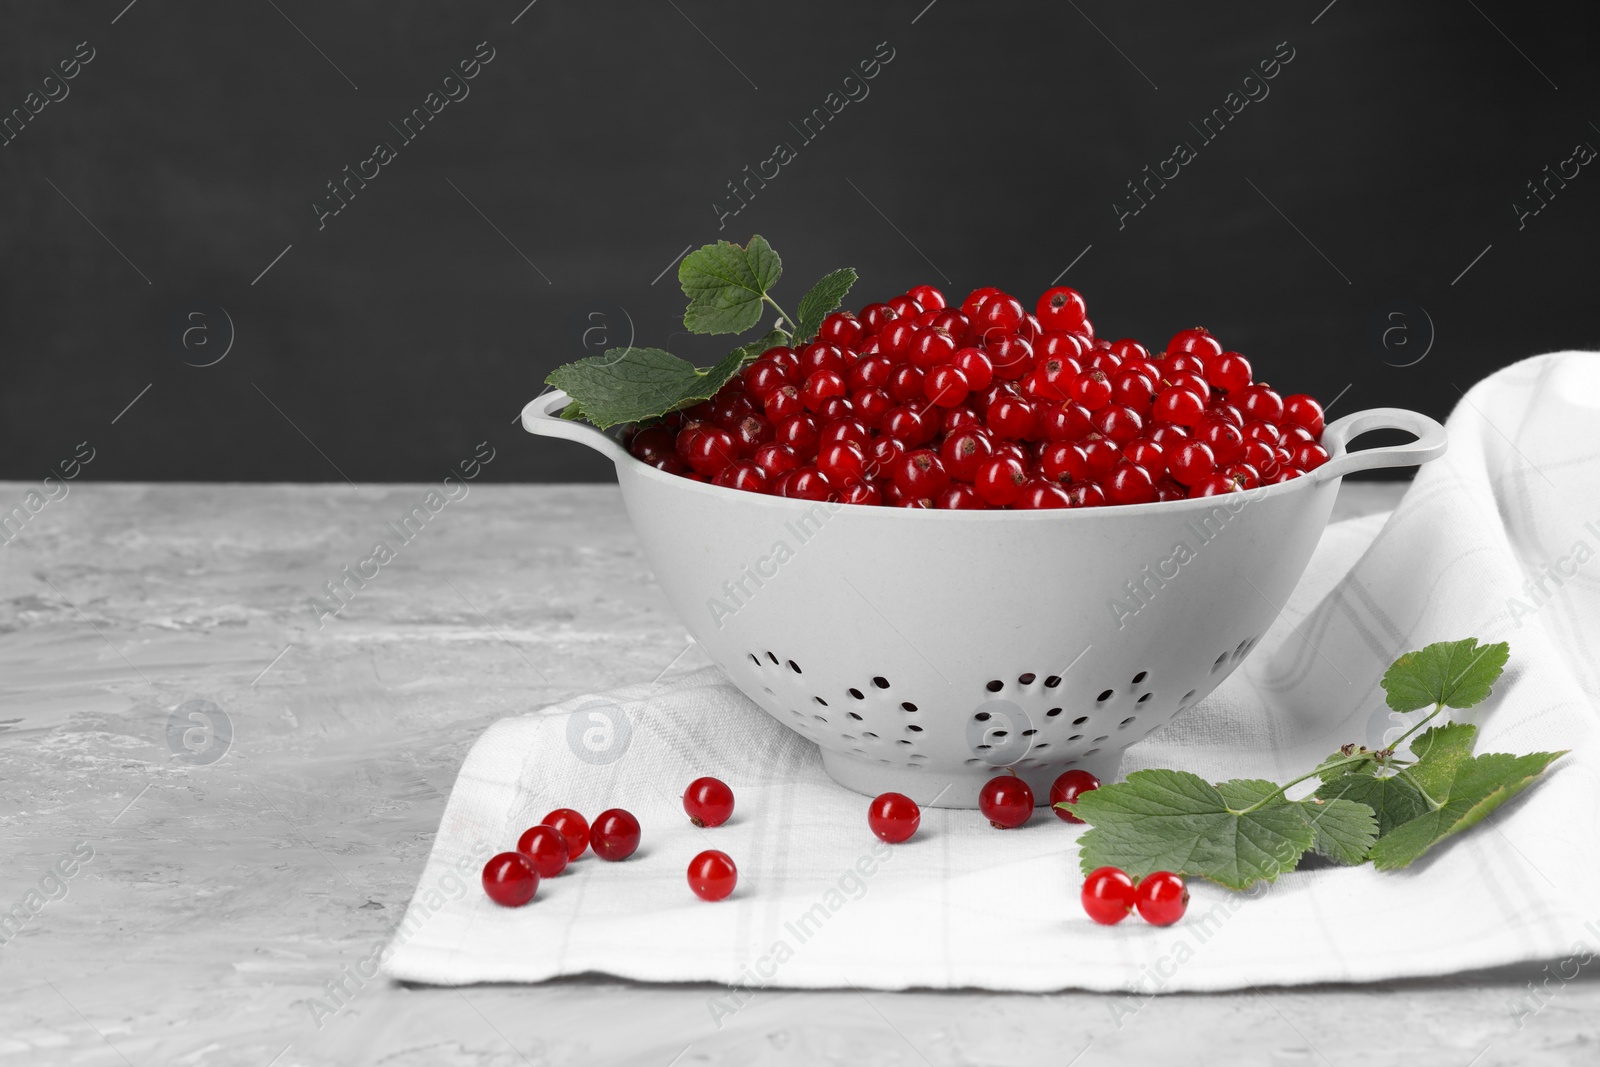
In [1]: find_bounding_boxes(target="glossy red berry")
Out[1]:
[867,792,921,843]
[516,824,570,878]
[591,808,641,861]
[1103,461,1157,506]
[1168,440,1217,488]
[1283,393,1325,437]
[936,484,985,509]
[1167,327,1224,360]
[940,428,993,482]
[684,776,735,828]
[1134,871,1190,926]
[1207,351,1253,393]
[818,311,864,348]
[893,449,951,498]
[1036,286,1088,332]
[1081,866,1136,925]
[817,442,867,487]
[973,455,1028,506]
[1151,386,1205,427]
[924,364,971,408]
[1293,441,1331,471]
[800,370,847,412]
[687,849,738,901]
[971,292,1026,339]
[907,283,946,310]
[542,808,590,859]
[1237,384,1285,424]
[1015,479,1072,509]
[482,851,539,907]
[978,773,1034,828]
[1048,769,1101,823]
[953,347,994,391]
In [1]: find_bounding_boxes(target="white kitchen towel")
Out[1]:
[385,352,1600,992]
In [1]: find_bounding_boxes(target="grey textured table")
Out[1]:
[1,482,1594,1066]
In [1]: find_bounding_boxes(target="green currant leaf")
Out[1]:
[558,400,585,421]
[1299,797,1379,865]
[1381,638,1510,713]
[679,235,783,335]
[1073,770,1315,891]
[1368,749,1567,870]
[546,346,747,430]
[793,267,858,344]
[1315,771,1430,837]
[1405,722,1478,798]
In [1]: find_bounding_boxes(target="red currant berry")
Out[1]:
[774,413,821,459]
[818,417,870,451]
[924,364,971,408]
[853,389,895,431]
[1194,418,1246,465]
[590,808,641,862]
[779,466,835,501]
[936,484,986,509]
[1069,369,1113,410]
[687,849,738,901]
[905,283,946,310]
[1221,461,1261,489]
[940,428,993,482]
[972,292,1026,339]
[482,851,539,907]
[978,773,1034,828]
[1103,461,1156,506]
[960,286,1003,319]
[763,384,803,423]
[1040,441,1089,484]
[1081,866,1136,925]
[941,405,984,436]
[1092,404,1143,445]
[858,302,894,335]
[683,776,735,828]
[1081,437,1122,479]
[840,480,883,505]
[1147,385,1193,428]
[893,449,951,498]
[1167,441,1217,487]
[887,293,922,320]
[1134,871,1190,926]
[800,370,847,412]
[985,335,1035,381]
[986,395,1037,440]
[1048,769,1101,823]
[951,346,994,392]
[886,365,926,405]
[818,311,864,348]
[1041,400,1094,441]
[1065,482,1106,508]
[1124,439,1166,478]
[1015,479,1071,509]
[1108,338,1150,363]
[712,461,769,494]
[1036,286,1088,332]
[628,426,677,465]
[867,792,922,843]
[908,327,958,371]
[1283,393,1325,437]
[1237,384,1285,424]
[1166,327,1224,360]
[1292,441,1330,471]
[974,455,1028,506]
[817,442,867,486]
[516,824,570,878]
[1241,439,1278,479]
[1207,351,1253,393]
[1192,472,1243,496]
[752,442,801,478]
[848,354,892,392]
[542,808,590,859]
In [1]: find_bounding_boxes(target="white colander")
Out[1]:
[524,392,1446,808]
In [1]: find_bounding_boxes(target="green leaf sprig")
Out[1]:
[1068,639,1566,890]
[547,236,857,429]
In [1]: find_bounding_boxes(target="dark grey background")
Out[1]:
[2,0,1594,483]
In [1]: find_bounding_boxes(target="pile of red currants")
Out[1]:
[625,284,1330,508]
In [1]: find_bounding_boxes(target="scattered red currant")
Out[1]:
[482,851,539,907]
[516,824,570,878]
[590,808,641,861]
[542,808,590,859]
[687,849,739,901]
[1134,871,1190,926]
[867,792,922,843]
[978,773,1034,829]
[684,776,735,828]
[1081,866,1136,925]
[1048,769,1101,824]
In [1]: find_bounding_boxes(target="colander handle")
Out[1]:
[1313,407,1448,483]
[519,389,630,465]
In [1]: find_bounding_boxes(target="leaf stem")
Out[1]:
[761,294,798,338]
[1234,753,1374,814]
[1386,702,1445,753]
